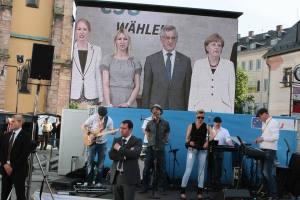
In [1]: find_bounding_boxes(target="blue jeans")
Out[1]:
[181,148,206,188]
[142,148,167,191]
[86,142,107,184]
[260,149,278,198]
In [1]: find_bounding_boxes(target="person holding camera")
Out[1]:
[180,109,208,200]
[40,118,53,150]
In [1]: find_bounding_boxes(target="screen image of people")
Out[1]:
[188,33,236,113]
[71,6,237,113]
[141,25,192,110]
[101,28,142,108]
[70,19,103,105]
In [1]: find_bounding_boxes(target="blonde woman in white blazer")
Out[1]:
[70,19,103,105]
[188,33,235,113]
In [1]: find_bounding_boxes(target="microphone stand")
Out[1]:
[284,138,293,166]
[147,115,160,199]
[167,140,180,188]
[205,117,212,199]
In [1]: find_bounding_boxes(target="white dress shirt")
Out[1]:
[260,117,279,150]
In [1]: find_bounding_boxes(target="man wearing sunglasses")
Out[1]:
[210,116,233,186]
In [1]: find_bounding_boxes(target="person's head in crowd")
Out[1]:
[151,104,163,118]
[204,33,225,56]
[45,118,49,122]
[120,120,133,138]
[256,108,269,122]
[160,25,178,52]
[75,19,91,42]
[114,28,132,56]
[98,106,108,120]
[11,115,25,131]
[213,116,222,129]
[6,117,12,125]
[195,109,205,123]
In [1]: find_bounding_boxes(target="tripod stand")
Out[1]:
[168,141,180,187]
[26,82,53,200]
[29,141,55,199]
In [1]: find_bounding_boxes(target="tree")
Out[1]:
[235,66,255,114]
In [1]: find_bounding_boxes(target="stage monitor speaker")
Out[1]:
[213,189,251,200]
[30,43,54,80]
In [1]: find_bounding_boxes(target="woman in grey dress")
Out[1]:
[101,29,142,108]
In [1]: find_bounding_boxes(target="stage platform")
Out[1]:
[33,183,216,200]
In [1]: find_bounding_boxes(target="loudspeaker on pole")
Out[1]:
[29,43,55,80]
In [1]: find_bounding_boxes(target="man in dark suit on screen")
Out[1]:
[0,114,31,200]
[109,120,142,200]
[142,25,192,110]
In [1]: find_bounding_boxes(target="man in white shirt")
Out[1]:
[81,106,117,187]
[255,108,279,200]
[210,116,233,184]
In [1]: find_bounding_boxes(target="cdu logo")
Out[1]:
[101,8,140,16]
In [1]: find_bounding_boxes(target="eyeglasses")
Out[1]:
[197,116,205,119]
[162,36,177,41]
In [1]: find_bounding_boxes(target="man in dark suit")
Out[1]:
[109,120,142,200]
[51,117,61,149]
[142,25,192,111]
[0,114,31,200]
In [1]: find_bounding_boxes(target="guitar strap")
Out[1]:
[103,116,108,130]
[96,116,108,142]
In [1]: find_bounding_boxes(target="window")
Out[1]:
[257,80,260,92]
[255,103,260,112]
[26,0,39,8]
[250,43,256,49]
[271,39,278,45]
[263,103,268,109]
[242,61,246,71]
[249,60,253,71]
[256,59,261,70]
[264,79,268,91]
[237,62,239,68]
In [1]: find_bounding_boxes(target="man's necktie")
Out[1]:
[7,132,15,161]
[166,53,172,82]
[117,139,127,170]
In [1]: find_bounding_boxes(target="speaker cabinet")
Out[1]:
[213,189,251,200]
[30,43,54,80]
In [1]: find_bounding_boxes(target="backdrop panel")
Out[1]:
[59,107,297,183]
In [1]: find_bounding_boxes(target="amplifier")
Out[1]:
[51,177,82,189]
[213,189,251,200]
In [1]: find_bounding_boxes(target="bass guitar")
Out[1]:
[84,128,119,146]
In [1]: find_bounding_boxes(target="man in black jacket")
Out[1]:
[0,114,31,200]
[109,120,142,200]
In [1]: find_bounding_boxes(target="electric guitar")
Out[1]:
[83,128,119,146]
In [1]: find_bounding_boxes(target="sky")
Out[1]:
[97,0,300,37]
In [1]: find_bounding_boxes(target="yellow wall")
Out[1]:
[4,0,54,114]
[10,0,53,38]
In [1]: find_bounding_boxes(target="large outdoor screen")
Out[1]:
[72,1,241,113]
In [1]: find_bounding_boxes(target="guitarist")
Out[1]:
[81,106,117,187]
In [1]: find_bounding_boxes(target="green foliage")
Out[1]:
[235,66,255,114]
[69,103,78,109]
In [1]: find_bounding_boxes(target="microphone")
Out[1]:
[154,113,160,118]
